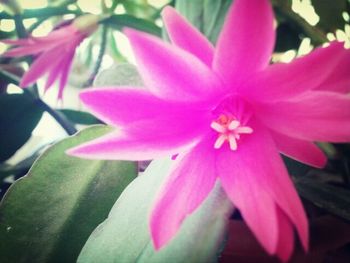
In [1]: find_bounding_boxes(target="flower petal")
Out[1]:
[257,91,350,142]
[270,131,327,168]
[79,87,211,127]
[213,0,275,85]
[3,41,59,57]
[67,128,199,161]
[217,121,308,253]
[67,93,210,161]
[34,26,78,43]
[57,50,75,100]
[20,46,65,87]
[162,6,214,66]
[276,207,294,263]
[150,137,217,248]
[241,42,346,101]
[44,58,65,92]
[316,48,350,94]
[1,38,35,45]
[124,28,223,101]
[217,136,279,254]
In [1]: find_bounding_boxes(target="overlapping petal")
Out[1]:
[78,88,211,126]
[20,46,66,87]
[316,49,350,93]
[2,19,94,99]
[217,121,308,252]
[257,91,350,142]
[213,0,275,85]
[271,131,327,168]
[150,137,217,248]
[57,49,75,99]
[3,41,60,57]
[217,144,279,254]
[67,128,199,161]
[162,6,214,66]
[275,208,294,262]
[240,42,346,101]
[125,28,224,101]
[68,89,212,160]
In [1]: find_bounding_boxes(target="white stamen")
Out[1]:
[228,120,240,130]
[228,134,237,150]
[214,134,227,149]
[210,115,253,151]
[210,122,226,133]
[236,126,253,134]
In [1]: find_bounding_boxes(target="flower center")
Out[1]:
[210,114,253,151]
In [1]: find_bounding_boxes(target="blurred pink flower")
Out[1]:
[68,0,350,261]
[2,15,99,100]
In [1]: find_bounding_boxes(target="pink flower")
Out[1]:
[2,15,99,99]
[68,0,350,261]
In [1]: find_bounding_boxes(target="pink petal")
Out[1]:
[79,87,211,127]
[150,137,217,248]
[67,96,211,161]
[213,0,275,85]
[241,42,346,101]
[217,150,278,254]
[34,26,77,43]
[270,131,327,168]
[316,48,350,93]
[162,6,214,66]
[44,58,65,92]
[67,127,199,161]
[217,137,279,254]
[124,28,223,101]
[1,38,35,45]
[3,41,59,57]
[276,207,294,263]
[217,121,308,253]
[256,91,350,142]
[57,50,75,100]
[20,46,66,87]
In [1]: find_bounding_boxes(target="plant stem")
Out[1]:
[84,25,108,87]
[13,14,27,38]
[271,0,328,45]
[36,99,77,135]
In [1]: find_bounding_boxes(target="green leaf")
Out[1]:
[59,109,102,125]
[78,159,233,263]
[0,151,40,180]
[105,14,162,37]
[0,93,44,162]
[295,177,350,221]
[0,125,138,263]
[175,0,232,44]
[311,0,347,32]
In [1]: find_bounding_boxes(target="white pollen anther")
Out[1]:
[210,117,253,151]
[210,122,226,133]
[228,120,240,130]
